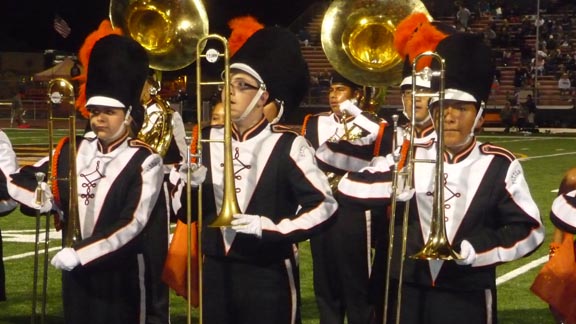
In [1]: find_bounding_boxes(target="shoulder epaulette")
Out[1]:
[128,138,155,153]
[480,143,515,162]
[301,114,313,136]
[272,124,299,136]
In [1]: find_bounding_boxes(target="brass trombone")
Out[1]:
[409,52,461,261]
[382,52,461,324]
[30,78,80,324]
[31,172,49,324]
[186,34,240,324]
[47,78,82,248]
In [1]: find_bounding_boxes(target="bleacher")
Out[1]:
[296,4,576,127]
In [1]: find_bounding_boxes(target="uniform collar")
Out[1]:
[232,117,269,142]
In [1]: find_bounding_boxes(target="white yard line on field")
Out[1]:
[518,151,576,161]
[496,256,547,286]
[2,229,61,261]
[480,136,576,144]
[3,247,60,261]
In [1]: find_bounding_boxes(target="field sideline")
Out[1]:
[1,129,576,323]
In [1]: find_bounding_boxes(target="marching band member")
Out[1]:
[0,130,18,301]
[337,32,544,324]
[366,14,452,322]
[139,75,185,323]
[539,167,576,323]
[301,71,391,324]
[171,25,337,324]
[8,34,166,324]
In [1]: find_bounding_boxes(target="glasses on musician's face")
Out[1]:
[401,88,433,100]
[219,79,261,92]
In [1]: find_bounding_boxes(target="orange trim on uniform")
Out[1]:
[190,124,199,164]
[398,138,410,171]
[301,114,312,136]
[51,136,70,231]
[373,122,387,157]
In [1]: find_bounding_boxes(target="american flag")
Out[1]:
[54,16,71,39]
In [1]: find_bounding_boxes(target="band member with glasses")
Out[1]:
[8,34,166,324]
[170,25,337,324]
[337,32,544,324]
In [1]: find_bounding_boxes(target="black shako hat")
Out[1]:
[85,34,149,110]
[230,26,309,113]
[330,70,361,90]
[430,33,495,104]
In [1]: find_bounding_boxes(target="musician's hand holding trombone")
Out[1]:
[171,163,208,188]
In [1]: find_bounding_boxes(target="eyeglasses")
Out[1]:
[219,79,261,92]
[401,88,433,99]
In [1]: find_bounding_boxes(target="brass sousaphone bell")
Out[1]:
[321,0,432,88]
[109,0,209,156]
[109,0,209,71]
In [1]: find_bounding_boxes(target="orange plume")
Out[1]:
[228,16,264,57]
[74,20,123,118]
[393,13,448,71]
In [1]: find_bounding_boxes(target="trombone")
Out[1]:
[382,52,461,324]
[30,78,80,324]
[187,34,240,324]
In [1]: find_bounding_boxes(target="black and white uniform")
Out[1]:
[338,138,544,324]
[144,102,189,324]
[551,189,576,233]
[0,130,18,301]
[303,111,392,324]
[365,123,436,323]
[172,118,337,324]
[8,131,164,324]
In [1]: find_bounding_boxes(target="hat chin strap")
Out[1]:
[108,106,132,141]
[233,86,266,122]
[468,101,484,139]
[269,100,284,125]
[417,113,432,127]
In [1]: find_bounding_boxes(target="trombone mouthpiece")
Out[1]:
[35,172,45,184]
[34,172,46,206]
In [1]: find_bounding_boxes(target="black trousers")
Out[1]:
[203,254,301,324]
[142,185,170,324]
[310,204,373,324]
[372,280,497,324]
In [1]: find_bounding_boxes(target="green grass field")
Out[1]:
[1,128,575,323]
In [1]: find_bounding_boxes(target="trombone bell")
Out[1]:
[410,218,462,260]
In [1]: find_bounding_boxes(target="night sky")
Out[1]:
[1,0,320,53]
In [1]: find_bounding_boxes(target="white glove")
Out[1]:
[369,156,389,169]
[31,182,54,214]
[51,247,81,271]
[456,240,476,266]
[395,188,415,202]
[178,163,207,187]
[339,99,362,117]
[394,173,415,202]
[230,214,262,238]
